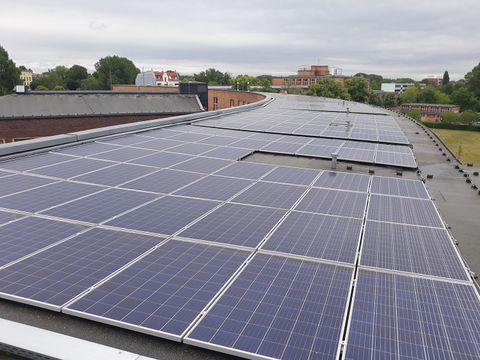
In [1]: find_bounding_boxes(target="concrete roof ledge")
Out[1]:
[0,93,273,157]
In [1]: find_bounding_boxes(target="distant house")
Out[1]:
[19,70,33,86]
[400,103,460,122]
[380,83,415,94]
[135,70,179,87]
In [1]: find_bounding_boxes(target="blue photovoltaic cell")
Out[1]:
[139,129,183,139]
[202,147,252,160]
[53,142,120,156]
[368,195,443,227]
[167,132,211,142]
[179,203,286,248]
[297,145,339,158]
[0,153,73,171]
[0,228,161,308]
[371,176,429,199]
[106,196,219,235]
[314,171,370,192]
[343,141,377,150]
[232,181,307,209]
[0,211,23,225]
[0,181,103,212]
[375,151,417,168]
[338,148,375,163]
[261,166,319,186]
[230,138,272,149]
[0,217,85,266]
[168,143,217,155]
[121,169,204,194]
[296,188,367,219]
[43,188,157,223]
[198,136,240,146]
[187,254,353,360]
[89,147,154,162]
[345,270,480,360]
[128,151,193,168]
[261,142,304,154]
[66,241,249,338]
[215,162,275,180]
[361,221,468,280]
[174,176,252,201]
[99,135,150,146]
[30,158,115,179]
[171,157,233,174]
[132,138,184,151]
[73,164,157,186]
[263,212,362,263]
[0,174,55,197]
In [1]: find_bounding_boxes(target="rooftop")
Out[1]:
[0,93,479,360]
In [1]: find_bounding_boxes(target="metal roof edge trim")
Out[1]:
[0,94,272,157]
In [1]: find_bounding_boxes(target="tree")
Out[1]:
[441,112,461,123]
[407,109,421,121]
[94,55,139,89]
[30,66,68,90]
[442,71,450,85]
[345,77,369,102]
[354,73,383,90]
[79,75,102,90]
[193,68,231,85]
[465,62,480,99]
[0,45,21,95]
[399,86,420,103]
[461,110,480,124]
[307,77,350,100]
[232,75,258,91]
[65,65,88,90]
[451,85,479,111]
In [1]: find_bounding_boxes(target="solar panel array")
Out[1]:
[0,95,477,359]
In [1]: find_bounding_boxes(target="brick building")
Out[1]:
[0,91,203,143]
[400,103,460,122]
[272,65,352,89]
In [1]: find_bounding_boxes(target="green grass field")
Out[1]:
[432,129,480,164]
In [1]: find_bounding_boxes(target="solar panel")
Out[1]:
[297,145,339,158]
[121,169,204,194]
[106,196,219,235]
[314,171,369,192]
[230,138,272,149]
[65,240,250,340]
[215,162,275,180]
[179,203,286,248]
[98,135,150,145]
[338,148,375,163]
[261,142,304,154]
[0,228,162,309]
[0,210,23,225]
[261,166,319,186]
[263,212,362,263]
[361,221,469,281]
[0,217,85,266]
[168,143,217,155]
[197,136,239,146]
[43,189,157,224]
[174,176,252,201]
[186,254,353,360]
[371,176,429,199]
[53,142,120,156]
[231,181,307,209]
[29,158,115,179]
[296,188,368,219]
[1,181,103,212]
[368,195,444,228]
[128,151,193,168]
[133,138,185,151]
[201,147,252,160]
[0,153,74,171]
[171,157,233,174]
[89,147,154,162]
[167,132,211,142]
[0,174,55,197]
[345,270,480,360]
[138,129,183,139]
[73,164,157,186]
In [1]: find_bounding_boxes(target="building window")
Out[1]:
[213,96,219,110]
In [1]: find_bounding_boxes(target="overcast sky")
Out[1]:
[1,0,479,80]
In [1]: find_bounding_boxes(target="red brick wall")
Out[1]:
[208,89,265,111]
[0,114,183,143]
